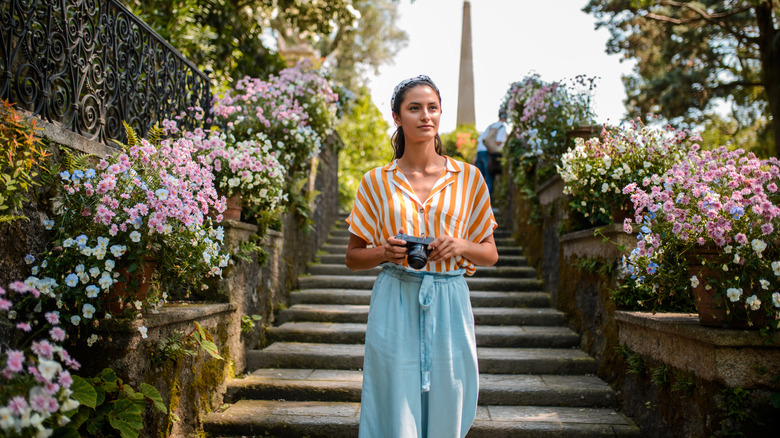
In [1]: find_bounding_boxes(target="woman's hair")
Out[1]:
[390,75,443,159]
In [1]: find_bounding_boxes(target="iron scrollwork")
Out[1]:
[0,0,210,144]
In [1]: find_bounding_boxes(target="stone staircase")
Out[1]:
[204,215,641,437]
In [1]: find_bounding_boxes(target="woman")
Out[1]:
[345,75,498,438]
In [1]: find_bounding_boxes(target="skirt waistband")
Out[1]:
[380,262,465,282]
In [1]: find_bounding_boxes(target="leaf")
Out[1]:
[94,385,106,406]
[194,321,211,341]
[51,426,81,438]
[199,339,224,360]
[108,398,144,438]
[771,392,780,408]
[101,368,118,382]
[70,375,98,408]
[141,383,167,413]
[67,407,91,430]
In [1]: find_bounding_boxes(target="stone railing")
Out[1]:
[0,0,210,144]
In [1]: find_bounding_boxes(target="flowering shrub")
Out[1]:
[23,126,230,342]
[622,146,780,327]
[1,282,82,437]
[210,61,339,176]
[558,120,699,224]
[502,74,595,167]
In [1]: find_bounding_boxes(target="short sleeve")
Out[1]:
[345,172,379,245]
[466,169,498,243]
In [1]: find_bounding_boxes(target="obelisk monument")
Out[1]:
[456,0,476,127]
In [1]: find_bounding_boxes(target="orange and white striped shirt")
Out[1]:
[346,156,497,276]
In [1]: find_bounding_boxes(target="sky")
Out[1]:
[367,0,637,134]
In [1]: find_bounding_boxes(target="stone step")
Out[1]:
[314,253,528,267]
[297,275,543,291]
[203,401,640,437]
[289,289,551,308]
[269,322,579,348]
[307,264,537,278]
[275,304,566,326]
[320,243,524,256]
[325,236,517,247]
[224,369,616,408]
[246,343,598,375]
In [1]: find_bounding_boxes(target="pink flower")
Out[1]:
[6,350,24,372]
[735,233,748,245]
[762,223,774,235]
[45,311,60,325]
[32,340,54,359]
[16,322,31,332]
[50,327,66,342]
[7,396,28,415]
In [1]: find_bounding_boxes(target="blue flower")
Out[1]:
[640,226,651,235]
[647,261,659,275]
[65,273,79,287]
[729,206,744,219]
[85,169,96,179]
[59,170,71,181]
[72,170,84,181]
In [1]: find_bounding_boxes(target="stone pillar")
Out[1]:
[456,0,476,127]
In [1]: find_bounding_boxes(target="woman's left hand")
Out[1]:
[427,235,468,263]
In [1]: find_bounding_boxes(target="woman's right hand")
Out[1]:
[384,229,408,265]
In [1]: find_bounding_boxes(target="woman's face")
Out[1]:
[393,85,441,143]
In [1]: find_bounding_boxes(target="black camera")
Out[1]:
[395,233,434,269]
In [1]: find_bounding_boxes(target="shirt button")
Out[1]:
[419,208,424,213]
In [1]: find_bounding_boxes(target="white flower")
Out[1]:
[722,264,729,272]
[751,239,767,254]
[745,295,761,310]
[86,285,99,298]
[690,276,699,288]
[70,315,81,325]
[65,274,78,287]
[760,279,770,290]
[138,326,148,339]
[80,246,93,257]
[25,254,35,264]
[31,266,39,275]
[75,264,85,273]
[773,292,780,307]
[37,359,62,381]
[97,236,109,248]
[601,182,609,193]
[772,261,780,276]
[155,188,169,200]
[59,398,79,412]
[89,267,100,278]
[92,247,106,260]
[62,238,74,248]
[98,274,113,290]
[202,251,211,264]
[43,219,54,230]
[0,407,14,431]
[75,235,88,246]
[129,231,141,243]
[86,334,99,347]
[726,287,742,302]
[724,245,733,254]
[109,245,126,257]
[134,300,142,310]
[733,253,741,264]
[105,260,115,271]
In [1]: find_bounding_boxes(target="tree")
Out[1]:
[127,0,408,91]
[584,0,780,156]
[337,86,393,210]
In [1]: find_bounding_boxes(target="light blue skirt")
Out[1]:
[359,264,479,438]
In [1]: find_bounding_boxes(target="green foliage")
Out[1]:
[0,99,50,223]
[671,370,696,396]
[583,0,780,156]
[63,369,166,438]
[154,322,224,366]
[233,238,269,267]
[336,86,392,210]
[718,387,762,437]
[651,364,670,387]
[440,124,478,163]
[615,344,646,376]
[241,314,263,334]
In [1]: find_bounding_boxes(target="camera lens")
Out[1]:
[407,243,428,269]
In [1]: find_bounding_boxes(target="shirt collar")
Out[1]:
[383,156,463,173]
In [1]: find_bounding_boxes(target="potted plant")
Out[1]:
[23,125,230,343]
[558,119,699,225]
[623,146,780,329]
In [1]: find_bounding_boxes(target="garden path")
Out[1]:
[203,213,640,437]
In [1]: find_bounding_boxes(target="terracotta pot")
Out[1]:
[222,193,242,221]
[109,256,156,315]
[686,248,766,329]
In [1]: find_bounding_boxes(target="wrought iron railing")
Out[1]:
[0,0,210,145]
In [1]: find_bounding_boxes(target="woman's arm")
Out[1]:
[427,234,498,267]
[345,232,408,271]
